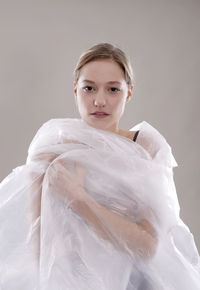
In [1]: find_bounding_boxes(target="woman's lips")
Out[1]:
[91,113,110,118]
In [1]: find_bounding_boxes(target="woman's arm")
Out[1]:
[72,190,158,259]
[28,156,157,260]
[46,159,158,259]
[27,153,58,261]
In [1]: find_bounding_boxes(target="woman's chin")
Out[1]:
[84,118,109,130]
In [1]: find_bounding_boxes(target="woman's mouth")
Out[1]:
[91,112,110,118]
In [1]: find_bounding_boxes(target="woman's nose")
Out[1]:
[94,92,106,106]
[94,99,106,106]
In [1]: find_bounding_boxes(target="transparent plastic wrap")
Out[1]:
[0,118,199,290]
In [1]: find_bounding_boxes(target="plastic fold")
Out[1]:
[0,118,200,290]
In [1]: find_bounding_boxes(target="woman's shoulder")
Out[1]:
[118,129,138,141]
[129,121,178,168]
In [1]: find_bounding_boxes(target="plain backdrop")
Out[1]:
[0,0,199,252]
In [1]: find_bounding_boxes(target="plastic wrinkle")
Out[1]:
[0,118,199,290]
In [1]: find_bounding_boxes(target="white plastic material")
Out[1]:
[0,118,199,290]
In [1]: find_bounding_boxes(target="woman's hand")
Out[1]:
[48,159,88,207]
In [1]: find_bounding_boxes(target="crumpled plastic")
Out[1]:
[0,118,199,290]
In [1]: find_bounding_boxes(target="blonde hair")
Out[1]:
[73,43,134,89]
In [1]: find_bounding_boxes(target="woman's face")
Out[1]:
[74,58,133,133]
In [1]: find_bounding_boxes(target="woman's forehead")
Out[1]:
[78,60,126,84]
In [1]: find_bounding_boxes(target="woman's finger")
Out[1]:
[75,162,85,185]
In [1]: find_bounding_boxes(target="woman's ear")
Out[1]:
[126,84,134,103]
[74,81,77,97]
[74,81,78,107]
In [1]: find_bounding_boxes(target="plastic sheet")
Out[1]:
[0,118,200,289]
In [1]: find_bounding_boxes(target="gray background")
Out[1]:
[0,0,199,251]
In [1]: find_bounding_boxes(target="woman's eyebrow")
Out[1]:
[82,79,121,85]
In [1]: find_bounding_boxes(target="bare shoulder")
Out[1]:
[135,130,160,158]
[120,128,160,158]
[119,129,137,140]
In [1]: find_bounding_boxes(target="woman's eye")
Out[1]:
[83,86,94,92]
[110,87,120,92]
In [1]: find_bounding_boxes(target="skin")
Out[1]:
[73,58,135,139]
[49,59,136,203]
[35,59,157,258]
[30,59,157,260]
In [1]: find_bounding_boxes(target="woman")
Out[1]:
[0,43,199,290]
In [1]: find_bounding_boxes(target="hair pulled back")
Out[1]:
[73,43,134,89]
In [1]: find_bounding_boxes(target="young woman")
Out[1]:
[0,43,199,290]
